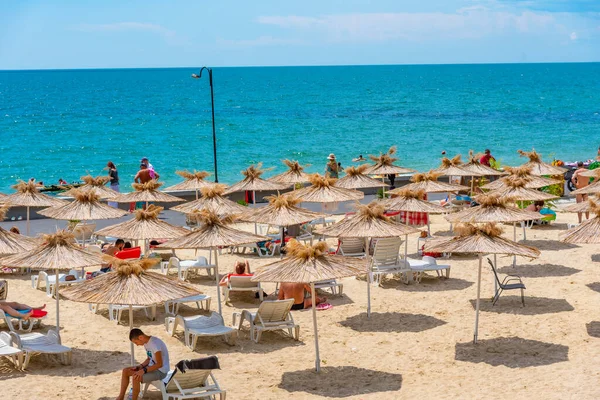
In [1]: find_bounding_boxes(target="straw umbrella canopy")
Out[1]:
[424,223,539,343]
[95,205,189,252]
[293,174,364,203]
[63,175,119,199]
[461,150,506,176]
[0,192,7,201]
[570,180,600,196]
[1,231,103,338]
[61,255,201,365]
[252,240,367,372]
[171,184,247,216]
[38,190,127,221]
[269,160,311,185]
[445,193,543,224]
[382,188,447,235]
[560,199,600,244]
[5,180,67,235]
[316,202,420,317]
[579,169,600,178]
[113,180,185,204]
[434,155,476,177]
[561,195,599,213]
[482,166,562,190]
[364,146,415,175]
[164,170,215,200]
[517,149,567,176]
[159,210,269,315]
[486,177,559,202]
[335,165,388,190]
[225,163,289,196]
[393,171,469,194]
[0,205,38,255]
[238,194,327,227]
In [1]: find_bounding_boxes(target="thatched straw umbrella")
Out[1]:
[269,160,311,186]
[225,163,288,200]
[316,202,420,316]
[164,170,215,200]
[364,146,415,176]
[334,165,388,190]
[159,210,269,315]
[0,192,7,201]
[560,199,600,244]
[570,180,600,196]
[1,231,103,338]
[424,223,539,343]
[5,180,67,235]
[61,255,201,364]
[252,240,367,372]
[517,149,567,176]
[481,166,562,190]
[0,205,38,255]
[171,184,247,216]
[293,174,364,203]
[63,175,119,200]
[382,188,446,235]
[561,195,600,213]
[393,171,469,194]
[579,169,600,178]
[486,176,559,202]
[434,155,476,177]
[113,180,185,205]
[94,205,189,253]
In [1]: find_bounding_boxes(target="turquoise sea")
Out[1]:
[0,63,599,193]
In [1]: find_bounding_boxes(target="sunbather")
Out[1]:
[219,260,251,286]
[0,301,46,319]
[278,282,326,310]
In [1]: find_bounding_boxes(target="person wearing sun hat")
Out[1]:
[325,153,341,178]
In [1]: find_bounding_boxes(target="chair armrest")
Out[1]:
[502,274,523,284]
[504,277,524,285]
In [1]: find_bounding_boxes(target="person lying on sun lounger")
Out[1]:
[219,260,252,287]
[278,282,326,310]
[0,301,46,319]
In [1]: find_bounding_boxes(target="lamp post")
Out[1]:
[192,67,218,183]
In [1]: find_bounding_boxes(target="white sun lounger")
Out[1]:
[108,304,157,323]
[166,312,236,349]
[370,237,408,285]
[10,330,72,369]
[31,269,84,297]
[164,294,211,315]
[223,275,263,304]
[164,257,216,281]
[232,299,299,343]
[406,256,451,283]
[0,309,45,333]
[0,332,24,370]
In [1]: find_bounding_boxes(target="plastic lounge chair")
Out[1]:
[257,242,281,258]
[108,304,156,323]
[487,258,526,306]
[0,309,45,333]
[166,312,236,349]
[232,299,299,343]
[164,294,211,315]
[408,256,451,282]
[163,257,216,281]
[0,332,24,369]
[223,275,263,304]
[370,237,408,285]
[31,269,84,297]
[10,330,72,369]
[314,279,344,295]
[336,237,366,257]
[72,222,96,246]
[142,356,226,400]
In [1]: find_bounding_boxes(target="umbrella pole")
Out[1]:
[512,223,517,267]
[493,254,498,294]
[365,237,371,318]
[253,191,257,234]
[195,189,199,201]
[129,304,135,366]
[214,248,222,315]
[427,215,431,236]
[55,269,60,339]
[474,254,482,344]
[27,206,30,236]
[311,282,321,372]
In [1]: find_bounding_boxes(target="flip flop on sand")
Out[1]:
[316,303,333,311]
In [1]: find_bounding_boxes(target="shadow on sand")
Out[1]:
[520,239,579,251]
[339,312,446,333]
[586,321,600,338]
[385,277,474,292]
[586,282,600,294]
[497,263,581,278]
[279,366,402,397]
[591,254,600,263]
[469,296,574,315]
[455,337,569,368]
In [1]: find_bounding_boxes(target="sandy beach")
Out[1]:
[1,207,599,400]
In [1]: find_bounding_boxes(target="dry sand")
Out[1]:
[2,212,600,399]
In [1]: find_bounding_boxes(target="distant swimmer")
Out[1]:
[352,154,366,162]
[58,178,68,185]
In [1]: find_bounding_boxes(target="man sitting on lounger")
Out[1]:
[0,301,46,320]
[117,329,170,400]
[278,282,326,310]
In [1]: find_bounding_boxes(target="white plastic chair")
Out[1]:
[232,299,299,343]
[166,312,236,349]
[10,330,72,369]
[0,332,24,369]
[164,294,211,315]
[370,237,408,285]
[223,275,263,304]
[336,237,366,257]
[163,257,216,281]
[408,256,451,282]
[31,269,84,297]
[72,222,96,246]
[0,309,45,333]
[108,305,156,323]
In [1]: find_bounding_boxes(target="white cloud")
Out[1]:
[570,31,578,40]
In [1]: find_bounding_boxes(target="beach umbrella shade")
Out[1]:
[482,174,562,190]
[485,177,559,202]
[5,180,67,235]
[0,192,8,201]
[445,193,543,224]
[0,205,38,255]
[60,255,201,365]
[94,205,189,253]
[433,155,477,177]
[238,194,327,227]
[164,170,215,200]
[334,165,388,190]
[1,231,103,338]
[364,146,415,175]
[561,195,599,213]
[251,240,368,372]
[315,202,421,317]
[159,210,269,315]
[268,160,312,186]
[293,174,364,203]
[225,163,289,197]
[570,180,600,196]
[63,175,119,199]
[560,199,600,244]
[517,149,567,176]
[461,150,507,176]
[113,180,185,204]
[394,171,469,194]
[171,184,248,216]
[579,169,600,178]
[382,188,447,235]
[424,223,539,343]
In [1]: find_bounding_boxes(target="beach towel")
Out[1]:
[316,303,333,311]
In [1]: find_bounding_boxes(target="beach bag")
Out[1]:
[0,280,7,300]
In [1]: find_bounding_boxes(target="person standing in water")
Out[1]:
[572,161,590,223]
[479,149,495,167]
[325,154,340,178]
[106,161,119,208]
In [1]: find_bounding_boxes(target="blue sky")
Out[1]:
[1,0,599,69]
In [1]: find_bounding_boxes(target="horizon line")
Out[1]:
[1,60,599,72]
